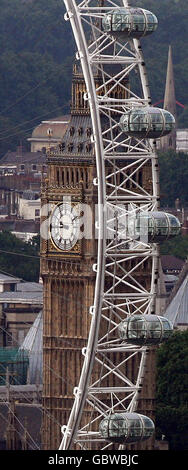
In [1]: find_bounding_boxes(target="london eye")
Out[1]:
[59,0,180,450]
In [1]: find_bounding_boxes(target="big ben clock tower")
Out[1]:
[41,65,99,449]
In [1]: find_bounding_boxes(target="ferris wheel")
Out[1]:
[59,0,180,450]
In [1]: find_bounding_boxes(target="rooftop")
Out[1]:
[0,273,21,284]
[165,259,188,327]
[28,115,70,141]
[0,290,43,304]
[17,282,43,293]
[161,255,185,272]
[165,274,188,327]
[0,151,46,165]
[0,218,40,233]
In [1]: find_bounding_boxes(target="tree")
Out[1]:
[160,234,188,260]
[158,150,188,207]
[133,0,188,107]
[0,231,40,281]
[156,330,188,450]
[0,0,188,158]
[0,0,74,159]
[178,106,188,128]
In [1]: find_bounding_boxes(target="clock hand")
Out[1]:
[59,223,70,230]
[51,224,70,229]
[72,215,82,222]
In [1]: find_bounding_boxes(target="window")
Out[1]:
[10,283,16,292]
[20,164,25,170]
[32,164,37,171]
[70,127,75,137]
[77,143,83,152]
[86,127,92,137]
[86,143,92,153]
[59,142,65,151]
[35,209,40,217]
[78,127,83,136]
[68,143,73,152]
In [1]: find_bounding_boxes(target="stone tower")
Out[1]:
[160,45,177,150]
[40,65,98,449]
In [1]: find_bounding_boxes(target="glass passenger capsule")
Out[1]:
[119,107,176,138]
[118,314,173,346]
[133,211,181,243]
[102,7,158,39]
[99,412,154,443]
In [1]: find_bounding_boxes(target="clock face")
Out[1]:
[50,202,80,251]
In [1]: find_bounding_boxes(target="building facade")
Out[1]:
[27,116,70,153]
[0,275,43,347]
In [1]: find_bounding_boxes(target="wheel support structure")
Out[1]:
[59,0,160,450]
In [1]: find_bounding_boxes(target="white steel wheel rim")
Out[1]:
[59,0,159,450]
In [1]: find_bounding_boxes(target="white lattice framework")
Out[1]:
[59,0,160,450]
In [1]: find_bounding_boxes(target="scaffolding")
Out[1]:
[0,348,29,386]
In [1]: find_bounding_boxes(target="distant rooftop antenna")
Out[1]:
[47,127,53,153]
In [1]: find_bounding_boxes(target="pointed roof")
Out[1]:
[160,45,177,150]
[165,260,188,327]
[19,311,43,384]
[164,45,177,122]
[165,275,188,327]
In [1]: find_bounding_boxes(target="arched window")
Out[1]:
[77,143,83,152]
[86,143,92,153]
[57,169,59,185]
[59,142,65,151]
[78,127,83,136]
[68,143,73,152]
[86,127,92,137]
[70,127,75,137]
